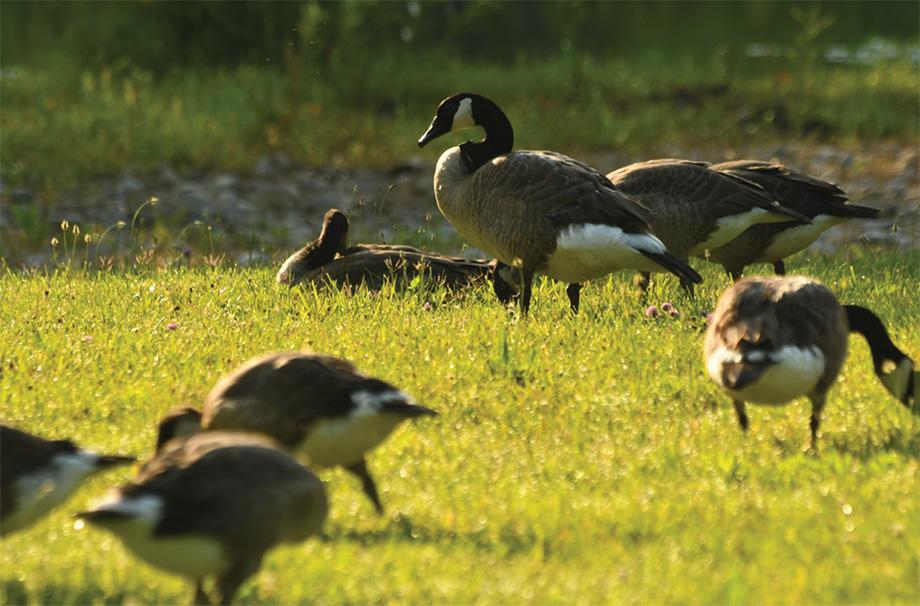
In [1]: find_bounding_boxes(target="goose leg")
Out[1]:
[519,269,535,315]
[732,400,749,431]
[565,283,582,314]
[773,260,786,276]
[216,558,261,606]
[808,393,827,452]
[679,279,696,299]
[194,581,212,605]
[345,458,384,514]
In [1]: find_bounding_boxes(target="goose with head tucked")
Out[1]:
[704,275,918,449]
[78,431,327,605]
[0,424,134,536]
[276,208,350,285]
[706,160,879,279]
[417,92,701,314]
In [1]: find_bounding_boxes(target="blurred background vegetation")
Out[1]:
[1,0,917,189]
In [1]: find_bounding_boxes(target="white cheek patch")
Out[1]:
[451,97,475,131]
[879,357,917,406]
[350,390,414,417]
[545,224,667,283]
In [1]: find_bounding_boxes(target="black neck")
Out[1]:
[844,305,907,373]
[459,98,514,172]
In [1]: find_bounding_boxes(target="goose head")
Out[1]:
[418,93,513,171]
[320,208,350,254]
[155,407,203,452]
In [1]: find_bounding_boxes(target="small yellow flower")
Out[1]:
[150,196,159,205]
[116,220,126,229]
[72,224,80,235]
[51,237,60,247]
[84,234,92,244]
[60,220,69,231]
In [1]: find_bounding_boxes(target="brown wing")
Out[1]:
[202,352,391,448]
[608,159,789,218]
[471,151,654,233]
[713,160,877,219]
[296,250,491,290]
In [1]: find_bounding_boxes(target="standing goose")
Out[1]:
[704,276,918,449]
[0,424,133,536]
[417,92,701,314]
[77,431,327,605]
[706,160,880,279]
[605,159,808,292]
[167,352,437,514]
[276,208,350,284]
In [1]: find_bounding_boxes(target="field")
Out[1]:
[2,251,918,605]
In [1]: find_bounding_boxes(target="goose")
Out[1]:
[605,159,809,292]
[77,431,327,605]
[704,275,918,449]
[706,160,880,279]
[417,92,702,314]
[276,208,349,284]
[162,352,437,514]
[289,248,496,292]
[0,424,133,536]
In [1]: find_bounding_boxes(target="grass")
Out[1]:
[2,50,917,191]
[1,249,918,605]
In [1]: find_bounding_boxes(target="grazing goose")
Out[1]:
[0,424,133,536]
[706,160,880,279]
[417,92,701,314]
[704,276,918,449]
[605,159,808,292]
[170,352,436,514]
[288,248,495,293]
[77,431,327,605]
[276,208,349,284]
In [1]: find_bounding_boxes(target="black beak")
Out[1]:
[418,117,449,148]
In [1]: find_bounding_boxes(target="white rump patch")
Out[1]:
[3,451,103,534]
[545,224,667,283]
[451,97,475,131]
[760,215,844,261]
[691,208,780,255]
[707,345,826,404]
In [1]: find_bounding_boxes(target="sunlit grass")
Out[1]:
[1,250,918,604]
[1,52,916,190]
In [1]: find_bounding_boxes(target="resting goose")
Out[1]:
[417,92,701,314]
[0,424,133,536]
[164,352,436,514]
[706,161,879,279]
[605,159,808,292]
[288,248,495,292]
[276,208,349,284]
[78,431,327,605]
[704,276,918,449]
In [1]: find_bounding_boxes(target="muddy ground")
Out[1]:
[1,142,917,267]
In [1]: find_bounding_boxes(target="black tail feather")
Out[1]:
[96,454,135,468]
[639,250,703,284]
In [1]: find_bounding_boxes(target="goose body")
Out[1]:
[78,431,327,605]
[705,276,917,447]
[419,93,701,313]
[181,352,436,514]
[291,248,494,292]
[606,159,807,259]
[0,425,133,536]
[707,161,879,278]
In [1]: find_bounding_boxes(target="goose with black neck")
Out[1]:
[418,92,702,314]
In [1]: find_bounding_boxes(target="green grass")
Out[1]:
[1,250,918,604]
[2,51,917,190]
